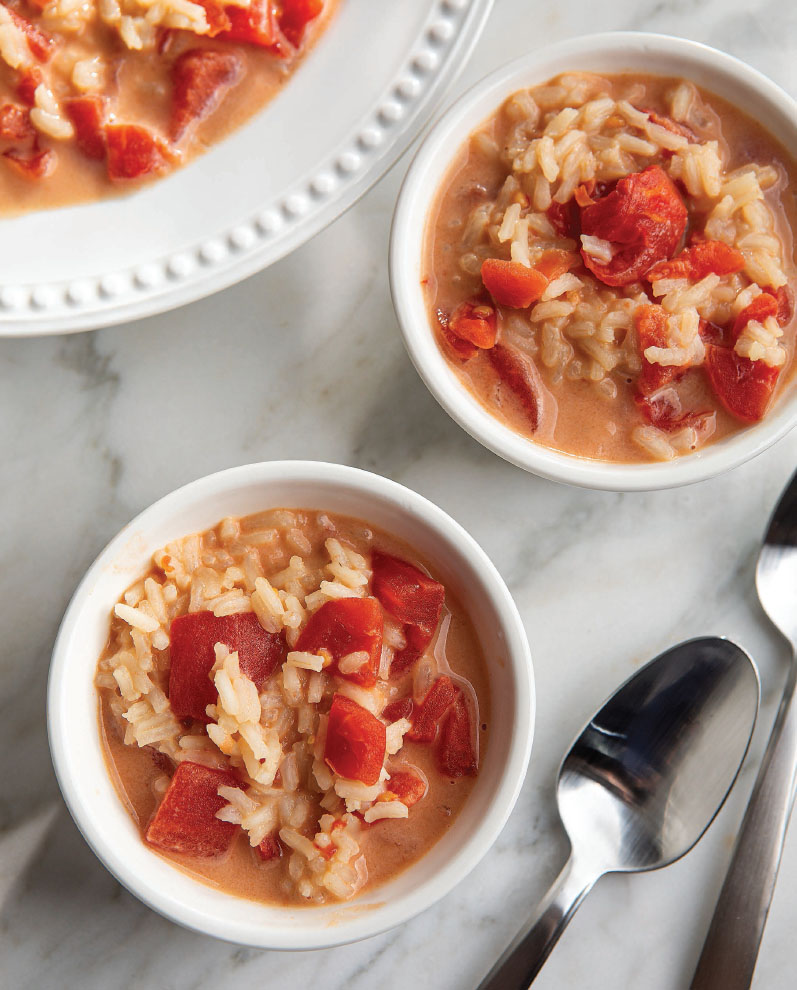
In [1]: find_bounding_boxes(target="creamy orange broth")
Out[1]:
[424,73,797,463]
[97,509,490,906]
[0,0,337,214]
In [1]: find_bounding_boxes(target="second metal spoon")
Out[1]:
[478,637,759,989]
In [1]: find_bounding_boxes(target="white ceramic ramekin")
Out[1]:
[47,461,534,948]
[390,32,797,491]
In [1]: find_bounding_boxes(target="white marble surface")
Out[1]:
[2,1,797,987]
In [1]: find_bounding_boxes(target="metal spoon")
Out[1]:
[692,469,797,989]
[478,637,759,989]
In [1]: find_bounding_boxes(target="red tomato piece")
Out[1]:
[481,258,548,309]
[437,691,478,778]
[436,308,478,361]
[3,144,55,179]
[635,304,688,396]
[698,317,727,347]
[448,298,498,349]
[256,832,282,861]
[106,124,171,180]
[169,611,287,721]
[643,109,696,142]
[488,343,541,431]
[194,0,232,34]
[170,49,243,142]
[580,165,687,286]
[534,249,580,281]
[574,180,596,208]
[382,697,414,723]
[0,104,32,141]
[732,293,779,341]
[145,762,239,857]
[324,694,386,785]
[407,676,458,744]
[546,199,577,238]
[6,7,54,61]
[372,551,444,633]
[635,391,711,433]
[215,0,279,47]
[278,0,323,47]
[767,285,794,327]
[647,240,744,282]
[372,551,445,677]
[16,67,40,107]
[389,624,433,678]
[65,96,106,160]
[296,597,383,687]
[388,770,426,807]
[705,344,780,423]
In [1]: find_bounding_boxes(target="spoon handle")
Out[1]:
[691,662,797,990]
[477,856,596,989]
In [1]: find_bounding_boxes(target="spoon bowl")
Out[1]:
[480,637,759,989]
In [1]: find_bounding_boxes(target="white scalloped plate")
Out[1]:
[0,0,493,336]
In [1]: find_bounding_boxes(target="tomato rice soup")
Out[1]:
[95,508,489,905]
[0,0,334,213]
[424,73,797,463]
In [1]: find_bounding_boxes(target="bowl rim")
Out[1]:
[47,460,535,948]
[389,31,797,491]
[1,0,496,338]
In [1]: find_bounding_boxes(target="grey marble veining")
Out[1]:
[2,0,797,987]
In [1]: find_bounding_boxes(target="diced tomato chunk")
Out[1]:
[546,199,577,238]
[389,625,431,678]
[635,304,688,397]
[534,249,579,281]
[372,551,444,632]
[574,180,596,208]
[382,697,414,723]
[296,597,383,687]
[16,68,41,107]
[408,675,458,744]
[106,124,171,180]
[6,7,54,61]
[194,0,232,34]
[0,104,32,140]
[170,49,243,141]
[324,694,386,785]
[647,240,744,282]
[488,343,541,431]
[635,391,711,433]
[145,762,239,857]
[732,293,778,341]
[278,0,323,47]
[437,692,478,778]
[3,144,54,179]
[388,770,426,807]
[65,96,106,160]
[643,109,696,142]
[371,551,444,677]
[214,0,279,47]
[169,611,287,721]
[448,298,497,349]
[705,345,780,423]
[698,317,726,347]
[481,258,547,309]
[256,832,282,861]
[436,308,478,361]
[766,285,794,327]
[580,165,687,286]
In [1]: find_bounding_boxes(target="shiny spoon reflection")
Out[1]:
[478,637,759,989]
